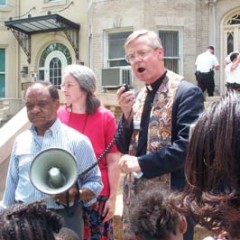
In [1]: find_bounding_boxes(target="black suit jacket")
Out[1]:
[116,80,204,191]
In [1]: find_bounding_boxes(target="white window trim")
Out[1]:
[42,0,67,10]
[0,0,6,6]
[103,28,132,68]
[220,9,240,94]
[158,28,183,75]
[44,50,67,82]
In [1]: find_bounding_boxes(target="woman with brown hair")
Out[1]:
[170,90,240,239]
[58,64,121,240]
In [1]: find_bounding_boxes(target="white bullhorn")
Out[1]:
[30,148,78,195]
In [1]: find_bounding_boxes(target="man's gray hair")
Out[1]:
[124,29,163,51]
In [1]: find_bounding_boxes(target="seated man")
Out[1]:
[129,187,188,240]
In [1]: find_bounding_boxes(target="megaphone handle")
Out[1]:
[62,183,80,217]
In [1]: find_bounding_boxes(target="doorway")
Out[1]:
[221,11,240,93]
[38,43,72,88]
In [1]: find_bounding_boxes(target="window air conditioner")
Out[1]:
[102,67,132,89]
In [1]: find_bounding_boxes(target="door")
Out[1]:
[221,12,240,94]
[44,50,68,88]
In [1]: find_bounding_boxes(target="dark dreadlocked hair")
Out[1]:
[0,201,63,240]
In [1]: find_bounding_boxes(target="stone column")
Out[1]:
[205,0,220,94]
[205,0,218,46]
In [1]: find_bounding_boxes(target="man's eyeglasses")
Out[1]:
[60,83,77,89]
[125,48,157,64]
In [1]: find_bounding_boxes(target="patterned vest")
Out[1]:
[124,70,183,203]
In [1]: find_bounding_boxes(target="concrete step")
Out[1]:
[204,101,212,109]
[204,95,221,109]
[205,96,220,102]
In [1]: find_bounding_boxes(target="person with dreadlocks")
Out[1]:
[0,201,81,240]
[0,201,62,240]
[169,90,240,240]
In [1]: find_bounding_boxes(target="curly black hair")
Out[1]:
[129,187,181,240]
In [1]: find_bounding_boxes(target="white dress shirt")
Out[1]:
[195,51,219,73]
[225,61,240,84]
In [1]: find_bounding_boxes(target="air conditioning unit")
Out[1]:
[102,67,132,89]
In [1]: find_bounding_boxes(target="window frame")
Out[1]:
[44,50,67,88]
[43,0,67,9]
[0,0,6,6]
[158,28,183,75]
[45,0,63,2]
[39,43,72,88]
[103,29,132,68]
[0,48,5,97]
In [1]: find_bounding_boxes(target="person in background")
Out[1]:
[0,81,103,239]
[224,44,240,65]
[116,29,204,240]
[225,52,240,91]
[58,64,121,240]
[130,186,188,240]
[169,90,240,240]
[195,46,220,96]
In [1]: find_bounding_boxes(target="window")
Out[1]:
[49,57,62,87]
[39,43,72,88]
[159,30,182,74]
[0,0,6,5]
[0,49,5,97]
[102,30,133,88]
[227,14,240,25]
[225,14,240,55]
[106,31,132,67]
[43,0,63,4]
[227,31,234,54]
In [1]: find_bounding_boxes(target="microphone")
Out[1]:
[132,172,143,179]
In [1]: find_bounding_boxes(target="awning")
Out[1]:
[5,14,80,63]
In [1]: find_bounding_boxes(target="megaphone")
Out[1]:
[30,148,78,195]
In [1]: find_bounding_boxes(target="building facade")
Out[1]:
[0,0,240,104]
